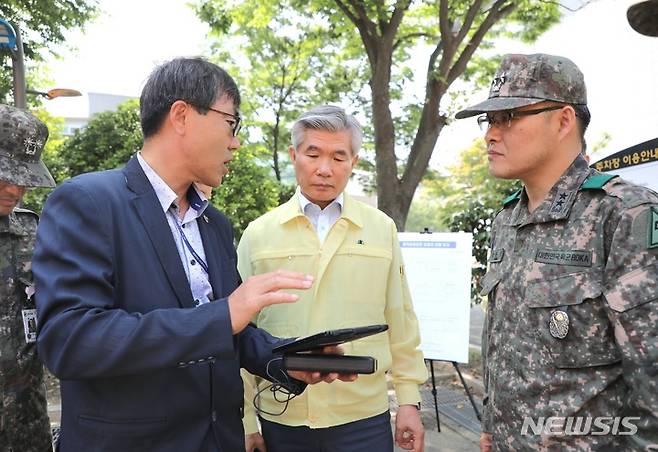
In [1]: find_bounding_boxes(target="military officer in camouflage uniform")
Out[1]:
[0,104,55,452]
[456,54,658,451]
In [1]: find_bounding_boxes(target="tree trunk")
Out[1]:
[370,48,403,228]
[372,46,446,231]
[272,114,282,181]
[337,0,518,231]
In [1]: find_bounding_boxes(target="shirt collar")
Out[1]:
[137,152,208,216]
[298,190,344,215]
[279,188,363,228]
[508,154,591,226]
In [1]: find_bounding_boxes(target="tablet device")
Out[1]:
[283,354,377,374]
[273,324,389,354]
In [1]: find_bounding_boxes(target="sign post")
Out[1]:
[0,19,26,108]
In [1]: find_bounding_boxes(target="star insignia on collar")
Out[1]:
[550,191,573,214]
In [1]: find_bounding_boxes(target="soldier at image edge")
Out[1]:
[0,103,55,452]
[455,53,658,450]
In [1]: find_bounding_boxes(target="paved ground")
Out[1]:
[392,419,479,452]
[391,405,480,452]
[389,366,482,452]
[392,304,485,452]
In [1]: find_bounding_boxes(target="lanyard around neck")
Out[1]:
[170,212,209,275]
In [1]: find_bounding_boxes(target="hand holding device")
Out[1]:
[276,324,388,375]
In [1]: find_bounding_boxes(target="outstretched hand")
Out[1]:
[228,270,314,334]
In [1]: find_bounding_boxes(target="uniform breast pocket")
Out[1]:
[525,272,621,369]
[334,245,392,305]
[251,249,315,275]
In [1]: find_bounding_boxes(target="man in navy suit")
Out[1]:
[32,57,354,452]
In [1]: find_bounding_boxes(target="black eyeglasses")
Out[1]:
[188,102,242,136]
[476,105,564,131]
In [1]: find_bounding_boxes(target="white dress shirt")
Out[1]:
[298,191,343,245]
[137,153,213,306]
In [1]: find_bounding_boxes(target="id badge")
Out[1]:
[22,309,38,343]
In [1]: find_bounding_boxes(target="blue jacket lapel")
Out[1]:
[197,213,224,298]
[123,157,195,308]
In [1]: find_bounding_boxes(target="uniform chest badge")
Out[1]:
[549,310,569,339]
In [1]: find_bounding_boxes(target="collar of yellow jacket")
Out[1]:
[278,188,364,229]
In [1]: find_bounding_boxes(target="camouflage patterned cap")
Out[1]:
[455,53,587,119]
[0,104,55,188]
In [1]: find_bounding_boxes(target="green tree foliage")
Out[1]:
[23,99,285,237]
[587,131,612,163]
[196,0,561,229]
[58,99,143,178]
[404,168,445,232]
[320,0,561,230]
[0,0,98,103]
[22,99,141,213]
[195,0,363,184]
[208,147,283,240]
[407,139,519,303]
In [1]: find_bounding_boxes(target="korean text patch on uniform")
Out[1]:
[535,249,592,267]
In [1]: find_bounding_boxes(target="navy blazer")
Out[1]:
[33,157,292,452]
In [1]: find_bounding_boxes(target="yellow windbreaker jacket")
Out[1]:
[237,192,427,432]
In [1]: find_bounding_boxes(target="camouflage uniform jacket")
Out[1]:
[0,208,51,452]
[480,155,658,451]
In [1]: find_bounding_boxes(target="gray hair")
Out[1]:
[291,105,362,155]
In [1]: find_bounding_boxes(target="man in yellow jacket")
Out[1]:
[238,105,427,452]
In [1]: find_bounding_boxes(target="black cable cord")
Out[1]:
[252,382,297,416]
[252,357,300,416]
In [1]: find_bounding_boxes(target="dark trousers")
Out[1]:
[259,411,394,452]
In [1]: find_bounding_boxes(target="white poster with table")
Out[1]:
[398,231,478,430]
